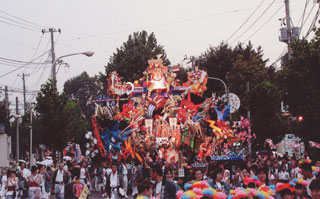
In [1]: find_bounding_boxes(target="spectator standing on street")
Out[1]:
[136,178,153,199]
[52,163,69,199]
[119,159,128,198]
[301,163,316,197]
[150,162,180,199]
[27,165,42,199]
[5,170,18,199]
[64,168,88,199]
[0,168,7,199]
[18,162,30,198]
[39,165,51,199]
[309,178,320,199]
[106,163,124,199]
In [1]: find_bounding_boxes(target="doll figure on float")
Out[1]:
[146,90,167,118]
[141,55,169,97]
[187,65,208,96]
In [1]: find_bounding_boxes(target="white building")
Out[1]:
[0,124,11,167]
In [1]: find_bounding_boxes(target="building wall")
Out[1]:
[0,133,10,167]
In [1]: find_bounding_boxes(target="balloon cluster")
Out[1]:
[176,180,227,199]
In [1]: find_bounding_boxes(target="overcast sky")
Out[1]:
[0,0,318,114]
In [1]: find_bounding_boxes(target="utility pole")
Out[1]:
[4,86,9,118]
[42,28,61,80]
[29,104,33,167]
[247,81,251,154]
[16,97,19,162]
[285,0,292,59]
[18,73,30,115]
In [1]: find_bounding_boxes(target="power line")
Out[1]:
[244,4,284,43]
[0,19,39,32]
[0,9,48,29]
[30,38,52,89]
[301,3,316,30]
[0,61,49,68]
[231,0,277,44]
[0,14,42,30]
[226,0,265,42]
[0,51,49,78]
[0,88,39,94]
[0,57,47,65]
[304,5,320,39]
[300,0,310,29]
[61,1,283,42]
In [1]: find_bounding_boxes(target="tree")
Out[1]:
[103,30,170,84]
[249,81,286,145]
[226,43,268,116]
[64,71,100,120]
[198,42,235,96]
[35,79,67,151]
[281,30,320,141]
[61,100,88,145]
[35,79,88,152]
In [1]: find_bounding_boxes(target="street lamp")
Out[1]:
[207,76,229,103]
[52,51,94,79]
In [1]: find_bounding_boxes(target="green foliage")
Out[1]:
[281,33,320,141]
[34,79,88,151]
[249,81,286,144]
[0,102,6,123]
[64,71,100,120]
[103,30,170,83]
[227,43,268,116]
[62,100,88,145]
[198,42,234,96]
[199,42,284,144]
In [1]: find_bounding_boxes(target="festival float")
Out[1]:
[84,55,253,174]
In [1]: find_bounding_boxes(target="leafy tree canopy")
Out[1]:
[103,30,170,83]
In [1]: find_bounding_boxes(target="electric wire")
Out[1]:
[304,5,320,39]
[0,51,49,78]
[300,0,310,29]
[0,14,42,30]
[11,37,50,88]
[301,3,316,30]
[244,4,284,43]
[0,9,48,29]
[230,0,277,45]
[226,0,265,42]
[61,1,283,42]
[0,57,46,65]
[0,19,39,32]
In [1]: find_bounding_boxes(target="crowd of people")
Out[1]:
[0,152,320,199]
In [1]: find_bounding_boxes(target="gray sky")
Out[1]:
[0,0,318,114]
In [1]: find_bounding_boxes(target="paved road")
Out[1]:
[88,192,104,199]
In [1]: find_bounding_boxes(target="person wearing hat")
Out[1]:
[149,162,180,199]
[276,183,295,199]
[292,178,310,199]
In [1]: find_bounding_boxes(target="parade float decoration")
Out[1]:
[177,180,227,199]
[85,55,252,167]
